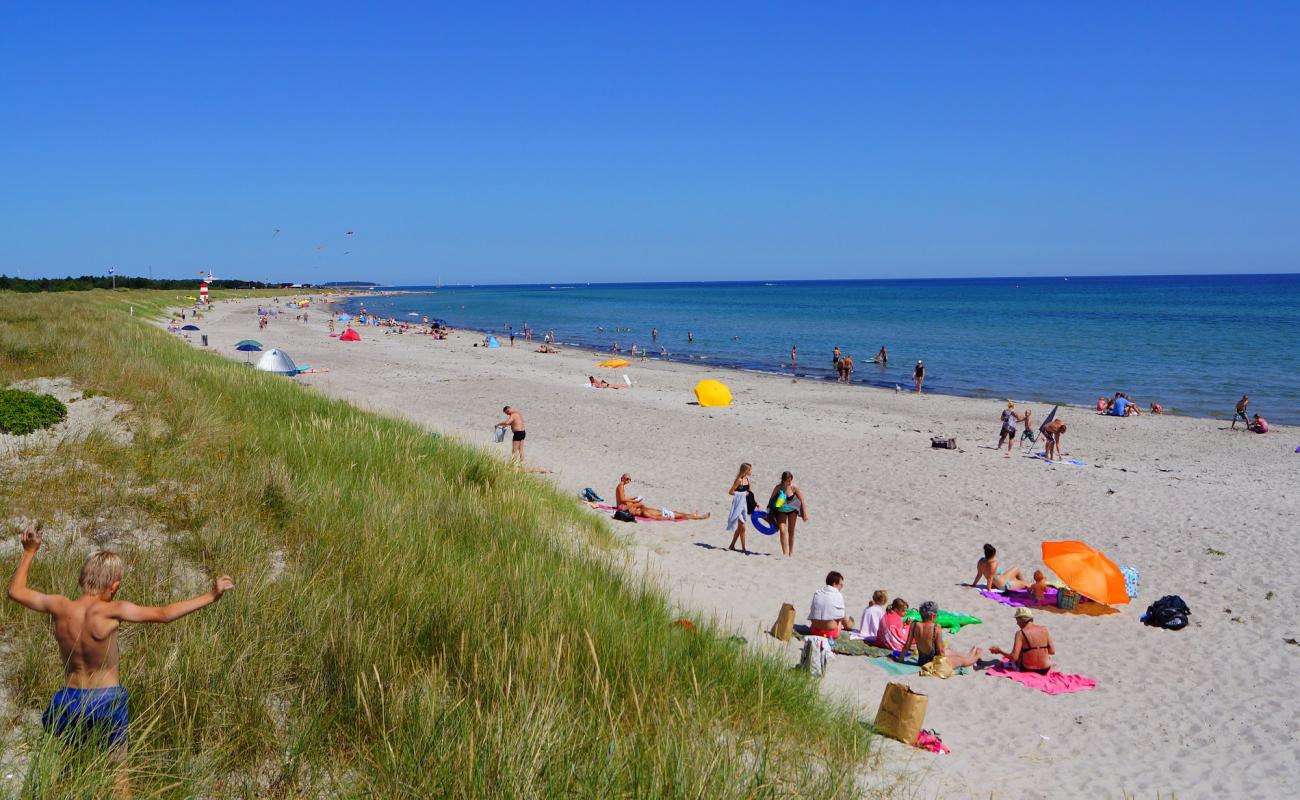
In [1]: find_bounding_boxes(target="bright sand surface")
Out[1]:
[191,297,1298,798]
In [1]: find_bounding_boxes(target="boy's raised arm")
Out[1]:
[7,526,56,613]
[112,576,235,624]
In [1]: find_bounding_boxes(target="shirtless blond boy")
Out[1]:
[7,525,233,788]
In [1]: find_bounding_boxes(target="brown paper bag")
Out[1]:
[770,603,796,641]
[873,682,928,744]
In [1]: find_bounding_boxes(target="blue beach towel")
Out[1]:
[1035,453,1087,466]
[871,657,922,677]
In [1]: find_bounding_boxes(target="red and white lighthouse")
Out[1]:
[199,281,209,304]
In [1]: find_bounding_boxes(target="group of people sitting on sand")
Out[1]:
[808,569,1055,673]
[1098,392,1147,416]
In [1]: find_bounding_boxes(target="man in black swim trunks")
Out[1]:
[496,406,526,467]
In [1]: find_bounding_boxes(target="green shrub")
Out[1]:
[0,389,68,435]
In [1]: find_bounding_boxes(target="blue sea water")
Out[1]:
[341,275,1299,425]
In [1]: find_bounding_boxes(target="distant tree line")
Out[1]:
[0,275,272,293]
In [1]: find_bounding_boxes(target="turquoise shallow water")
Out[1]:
[342,274,1299,425]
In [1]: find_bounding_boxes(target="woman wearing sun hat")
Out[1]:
[989,608,1055,673]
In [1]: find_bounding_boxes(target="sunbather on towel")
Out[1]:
[589,375,624,389]
[615,474,709,520]
[901,601,981,667]
[972,543,1031,592]
[989,608,1055,673]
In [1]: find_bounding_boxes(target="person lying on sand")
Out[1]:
[616,503,707,521]
[588,376,624,389]
[536,344,559,353]
[8,524,234,796]
[972,543,1031,592]
[989,608,1054,673]
[808,571,854,639]
[902,601,981,667]
[615,475,709,520]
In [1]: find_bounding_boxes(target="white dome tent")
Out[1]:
[255,348,299,376]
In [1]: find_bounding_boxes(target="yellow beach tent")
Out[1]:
[694,379,732,407]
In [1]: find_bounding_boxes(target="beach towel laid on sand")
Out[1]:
[871,657,922,677]
[1033,453,1087,466]
[902,608,982,633]
[979,587,1060,608]
[986,662,1097,694]
[977,587,1120,616]
[792,625,891,657]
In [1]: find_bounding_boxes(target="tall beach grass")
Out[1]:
[0,290,876,798]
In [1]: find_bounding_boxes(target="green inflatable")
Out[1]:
[902,608,982,633]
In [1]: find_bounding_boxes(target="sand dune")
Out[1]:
[191,297,1299,798]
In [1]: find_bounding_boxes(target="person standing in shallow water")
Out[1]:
[914,360,925,393]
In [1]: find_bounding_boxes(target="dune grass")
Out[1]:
[0,290,876,798]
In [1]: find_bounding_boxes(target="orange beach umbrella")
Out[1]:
[1041,540,1129,605]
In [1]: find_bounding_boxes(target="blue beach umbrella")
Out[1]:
[336,313,351,322]
[235,340,263,363]
[181,324,200,331]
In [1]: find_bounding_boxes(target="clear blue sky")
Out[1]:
[2,2,1297,285]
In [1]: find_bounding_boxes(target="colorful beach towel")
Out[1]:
[902,608,982,633]
[986,662,1097,694]
[976,587,1120,617]
[979,587,1059,608]
[593,503,689,522]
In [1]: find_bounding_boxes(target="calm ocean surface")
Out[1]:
[341,275,1299,424]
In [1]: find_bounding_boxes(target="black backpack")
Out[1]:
[612,509,637,523]
[1142,595,1190,630]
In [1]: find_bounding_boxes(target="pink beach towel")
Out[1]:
[986,662,1097,694]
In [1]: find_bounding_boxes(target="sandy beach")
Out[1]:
[190,297,1298,798]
